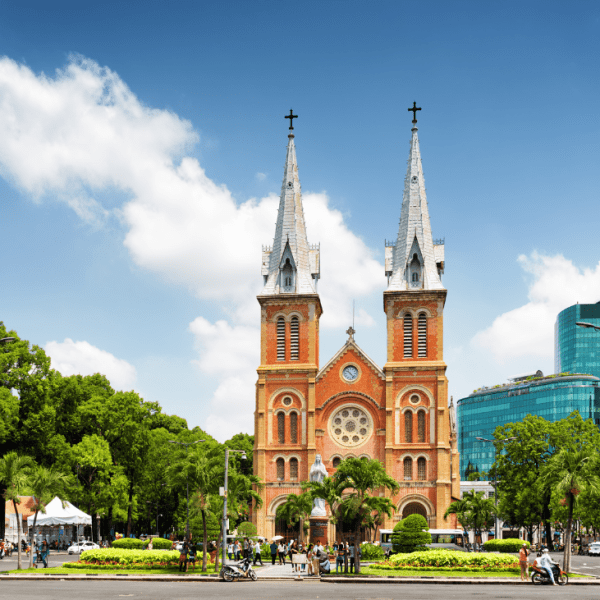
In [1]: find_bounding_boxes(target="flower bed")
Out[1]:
[376,549,519,572]
[63,548,214,569]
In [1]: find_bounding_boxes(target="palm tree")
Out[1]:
[444,490,494,545]
[0,452,35,570]
[326,457,399,574]
[444,496,472,540]
[275,491,313,544]
[27,466,71,568]
[543,448,600,573]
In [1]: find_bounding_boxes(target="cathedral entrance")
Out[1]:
[274,517,299,543]
[402,502,430,525]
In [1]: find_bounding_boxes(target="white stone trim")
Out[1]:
[395,385,435,409]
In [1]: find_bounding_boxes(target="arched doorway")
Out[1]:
[402,502,428,520]
[274,517,299,543]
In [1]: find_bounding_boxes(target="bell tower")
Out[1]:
[383,106,459,527]
[253,114,322,536]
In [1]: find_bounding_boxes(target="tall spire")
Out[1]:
[385,108,445,291]
[260,118,320,295]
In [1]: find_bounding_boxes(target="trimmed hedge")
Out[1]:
[361,543,385,561]
[66,548,215,569]
[111,538,146,549]
[483,539,530,553]
[145,537,173,550]
[391,514,431,553]
[380,549,518,572]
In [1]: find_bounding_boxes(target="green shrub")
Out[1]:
[111,538,146,549]
[237,522,257,537]
[380,549,518,571]
[483,539,530,553]
[72,548,215,568]
[360,543,384,561]
[144,537,173,550]
[391,514,431,553]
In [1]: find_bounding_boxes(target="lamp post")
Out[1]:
[221,448,247,567]
[475,436,517,540]
[576,322,600,332]
[168,439,205,541]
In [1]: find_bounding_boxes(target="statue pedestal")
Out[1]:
[309,516,329,546]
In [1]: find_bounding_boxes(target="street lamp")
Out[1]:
[475,436,517,540]
[221,448,247,567]
[576,322,600,331]
[168,439,205,540]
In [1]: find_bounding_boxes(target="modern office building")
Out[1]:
[555,302,600,379]
[457,373,600,479]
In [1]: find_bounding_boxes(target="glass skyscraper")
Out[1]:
[555,302,600,378]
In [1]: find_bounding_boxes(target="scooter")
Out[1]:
[531,563,568,585]
[220,557,258,581]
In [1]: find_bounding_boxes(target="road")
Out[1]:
[0,580,598,600]
[0,551,80,569]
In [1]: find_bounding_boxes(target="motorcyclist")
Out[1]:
[538,548,559,585]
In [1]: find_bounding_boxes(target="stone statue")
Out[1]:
[309,454,329,517]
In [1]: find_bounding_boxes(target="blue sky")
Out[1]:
[1,0,600,440]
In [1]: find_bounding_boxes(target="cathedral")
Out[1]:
[252,108,460,541]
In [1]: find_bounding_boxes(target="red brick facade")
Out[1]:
[253,287,460,540]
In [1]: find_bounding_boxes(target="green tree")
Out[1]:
[0,451,35,569]
[391,514,431,553]
[444,496,473,541]
[542,447,600,573]
[27,465,71,568]
[275,491,313,544]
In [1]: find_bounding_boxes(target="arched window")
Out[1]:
[417,457,426,481]
[410,253,421,286]
[404,411,413,443]
[403,314,413,357]
[290,412,298,444]
[277,412,285,444]
[277,317,286,361]
[417,410,426,443]
[418,313,427,357]
[332,457,341,468]
[276,458,285,481]
[290,457,298,480]
[290,317,299,360]
[282,258,294,291]
[403,457,412,480]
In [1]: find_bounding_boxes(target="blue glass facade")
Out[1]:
[457,375,600,479]
[555,303,600,379]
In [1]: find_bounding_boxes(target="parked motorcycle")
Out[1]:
[531,564,568,585]
[220,557,258,581]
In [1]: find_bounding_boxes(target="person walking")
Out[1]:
[306,543,314,576]
[270,540,278,565]
[253,539,263,566]
[278,541,286,565]
[519,543,530,581]
[336,542,345,573]
[289,540,299,572]
[178,539,189,572]
[234,539,241,561]
[188,543,197,572]
[348,542,355,574]
[227,541,234,560]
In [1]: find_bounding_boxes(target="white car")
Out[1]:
[588,543,600,556]
[67,541,99,555]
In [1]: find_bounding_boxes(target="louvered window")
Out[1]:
[290,412,298,444]
[404,411,413,443]
[277,317,286,361]
[403,314,413,357]
[290,317,299,360]
[332,457,341,468]
[290,457,298,480]
[418,313,427,357]
[404,457,412,480]
[276,458,285,481]
[417,410,426,443]
[417,457,426,480]
[277,412,285,444]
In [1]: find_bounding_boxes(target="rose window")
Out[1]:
[330,406,372,447]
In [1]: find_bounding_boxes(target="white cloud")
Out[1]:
[473,252,600,363]
[255,172,267,181]
[45,338,137,390]
[0,55,384,439]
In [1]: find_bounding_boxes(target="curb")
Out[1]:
[320,576,600,585]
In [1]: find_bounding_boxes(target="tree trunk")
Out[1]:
[13,500,22,570]
[28,510,39,569]
[91,510,97,543]
[564,492,574,573]
[214,525,222,573]
[544,520,553,550]
[126,480,134,538]
[355,525,361,574]
[107,506,113,544]
[299,516,304,545]
[201,508,208,572]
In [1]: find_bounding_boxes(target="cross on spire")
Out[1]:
[285,109,298,130]
[408,101,421,123]
[346,326,355,340]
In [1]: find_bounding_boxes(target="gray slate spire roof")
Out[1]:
[260,133,320,295]
[385,123,445,291]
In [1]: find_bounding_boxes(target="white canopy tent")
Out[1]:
[27,497,91,527]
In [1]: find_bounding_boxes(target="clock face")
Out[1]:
[342,365,359,381]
